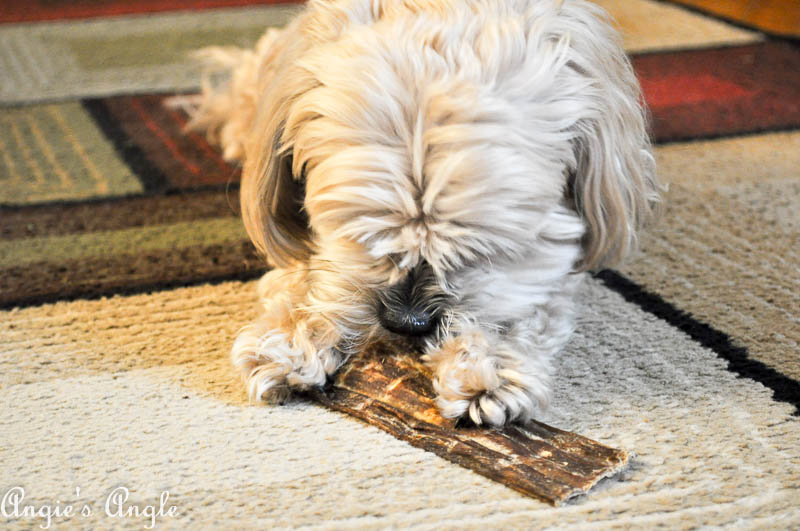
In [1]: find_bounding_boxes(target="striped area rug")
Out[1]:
[1,1,799,528]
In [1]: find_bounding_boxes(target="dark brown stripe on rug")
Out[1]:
[0,189,241,240]
[635,41,800,142]
[0,240,263,309]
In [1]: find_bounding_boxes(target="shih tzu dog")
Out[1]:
[179,0,659,426]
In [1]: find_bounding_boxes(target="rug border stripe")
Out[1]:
[596,269,800,417]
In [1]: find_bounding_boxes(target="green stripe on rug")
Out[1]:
[65,27,272,70]
[0,103,142,204]
[0,217,248,268]
[0,5,302,104]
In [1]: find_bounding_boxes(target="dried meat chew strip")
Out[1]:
[308,340,632,505]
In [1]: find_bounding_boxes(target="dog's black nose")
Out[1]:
[377,302,438,337]
[377,260,443,338]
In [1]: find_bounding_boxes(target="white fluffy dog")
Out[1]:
[181,0,659,425]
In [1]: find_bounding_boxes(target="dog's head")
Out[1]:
[240,0,659,346]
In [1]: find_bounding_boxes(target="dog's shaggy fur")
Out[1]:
[179,0,659,426]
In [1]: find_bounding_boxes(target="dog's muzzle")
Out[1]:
[377,261,441,338]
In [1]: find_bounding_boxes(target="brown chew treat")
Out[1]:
[308,340,632,506]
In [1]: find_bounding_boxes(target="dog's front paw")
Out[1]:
[231,324,338,403]
[426,333,550,426]
[434,369,540,427]
[247,361,293,405]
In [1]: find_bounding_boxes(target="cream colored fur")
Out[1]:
[179,0,659,425]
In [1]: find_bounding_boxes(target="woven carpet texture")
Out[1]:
[1,0,799,528]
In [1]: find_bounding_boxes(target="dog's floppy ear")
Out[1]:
[240,124,312,268]
[563,3,660,271]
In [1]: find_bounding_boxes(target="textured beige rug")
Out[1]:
[1,1,799,528]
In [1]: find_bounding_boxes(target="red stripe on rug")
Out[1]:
[164,105,232,175]
[635,41,800,142]
[641,74,755,107]
[0,0,302,24]
[129,98,203,177]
